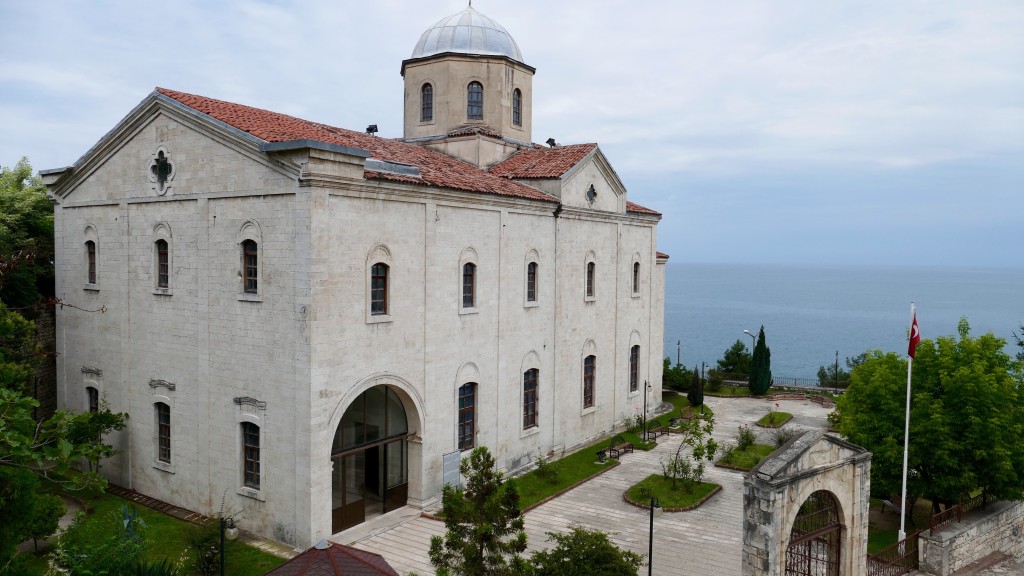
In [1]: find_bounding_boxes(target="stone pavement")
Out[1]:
[332,395,834,576]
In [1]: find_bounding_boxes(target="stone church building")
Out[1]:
[42,6,667,547]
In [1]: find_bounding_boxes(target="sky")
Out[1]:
[2,1,1021,268]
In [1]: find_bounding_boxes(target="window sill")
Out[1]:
[238,487,265,502]
[366,313,392,324]
[459,307,478,316]
[153,288,173,296]
[523,301,539,309]
[631,292,640,299]
[83,283,100,292]
[238,293,262,302]
[584,296,596,303]
[581,406,596,416]
[520,425,540,439]
[627,389,641,399]
[153,461,174,474]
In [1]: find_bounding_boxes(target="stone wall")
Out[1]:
[919,501,1024,576]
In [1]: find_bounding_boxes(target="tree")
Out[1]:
[816,353,866,388]
[429,446,528,576]
[661,414,717,492]
[0,158,54,311]
[528,526,643,576]
[687,367,703,407]
[1014,323,1024,363]
[716,340,750,375]
[662,357,688,391]
[747,326,772,395]
[836,319,1024,510]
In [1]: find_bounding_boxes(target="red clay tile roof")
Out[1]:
[488,143,597,179]
[657,251,670,259]
[155,88,555,203]
[264,541,399,576]
[626,200,661,215]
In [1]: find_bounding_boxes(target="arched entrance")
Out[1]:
[331,385,410,533]
[785,490,842,576]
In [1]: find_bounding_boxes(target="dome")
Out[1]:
[410,6,524,63]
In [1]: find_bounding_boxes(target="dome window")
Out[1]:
[512,88,522,127]
[467,82,483,120]
[421,83,433,122]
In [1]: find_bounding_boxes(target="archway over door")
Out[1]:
[331,385,411,533]
[785,491,842,576]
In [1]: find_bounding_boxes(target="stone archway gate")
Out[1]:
[742,431,872,576]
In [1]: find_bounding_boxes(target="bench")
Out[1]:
[607,435,634,460]
[646,426,669,441]
[881,496,903,515]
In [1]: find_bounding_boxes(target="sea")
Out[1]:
[663,263,1024,381]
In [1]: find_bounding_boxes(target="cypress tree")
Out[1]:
[748,326,772,395]
[687,367,703,407]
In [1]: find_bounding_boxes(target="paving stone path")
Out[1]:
[334,395,834,576]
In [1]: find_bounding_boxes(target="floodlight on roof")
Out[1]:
[366,124,379,135]
[545,137,557,147]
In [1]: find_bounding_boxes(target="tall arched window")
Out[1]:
[242,240,258,294]
[462,262,477,308]
[421,83,433,122]
[526,262,537,302]
[241,422,261,489]
[371,263,389,315]
[156,402,171,464]
[523,368,539,429]
[583,355,596,408]
[632,261,640,294]
[458,383,476,450]
[630,345,640,393]
[85,240,97,284]
[512,88,522,126]
[155,239,169,288]
[586,261,596,298]
[467,81,483,120]
[86,386,99,413]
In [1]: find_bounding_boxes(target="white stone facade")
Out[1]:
[44,6,666,548]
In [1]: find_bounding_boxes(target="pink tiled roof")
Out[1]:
[155,88,555,203]
[489,143,597,179]
[626,200,660,216]
[263,541,399,576]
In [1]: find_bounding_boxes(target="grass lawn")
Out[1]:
[705,386,751,397]
[756,411,793,428]
[717,443,776,470]
[868,527,899,554]
[514,442,619,510]
[625,474,719,509]
[17,489,286,576]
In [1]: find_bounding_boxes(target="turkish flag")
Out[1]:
[908,311,921,359]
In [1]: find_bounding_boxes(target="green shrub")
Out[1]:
[736,425,756,451]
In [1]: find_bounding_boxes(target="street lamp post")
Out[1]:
[648,497,662,576]
[220,517,239,576]
[743,329,756,354]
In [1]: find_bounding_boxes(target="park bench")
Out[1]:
[607,435,634,460]
[881,496,904,515]
[646,426,669,441]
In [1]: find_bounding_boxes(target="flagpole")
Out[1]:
[899,302,915,542]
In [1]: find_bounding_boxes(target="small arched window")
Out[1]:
[86,386,99,413]
[586,261,596,298]
[421,83,433,122]
[630,345,640,393]
[242,240,258,294]
[512,88,522,127]
[156,402,171,464]
[632,261,640,294]
[523,368,539,429]
[155,239,169,288]
[458,383,476,451]
[85,240,97,284]
[241,422,261,489]
[462,262,477,308]
[370,263,389,315]
[583,355,596,408]
[467,81,484,120]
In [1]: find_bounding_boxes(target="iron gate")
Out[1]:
[785,491,842,576]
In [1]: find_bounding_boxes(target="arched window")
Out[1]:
[241,422,261,489]
[156,402,171,464]
[512,88,522,127]
[526,261,537,302]
[467,81,483,120]
[421,83,433,122]
[630,345,640,393]
[242,240,258,294]
[586,261,595,298]
[458,383,476,451]
[86,386,99,413]
[523,368,539,429]
[155,239,169,288]
[371,263,389,315]
[583,355,596,408]
[462,262,476,308]
[632,261,640,294]
[85,240,96,284]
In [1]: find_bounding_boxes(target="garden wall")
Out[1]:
[919,500,1024,575]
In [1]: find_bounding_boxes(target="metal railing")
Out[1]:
[866,530,920,576]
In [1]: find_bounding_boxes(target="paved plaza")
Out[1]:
[332,394,834,575]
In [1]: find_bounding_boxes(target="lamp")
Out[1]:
[743,329,756,354]
[366,124,378,135]
[220,517,239,576]
[545,137,557,147]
